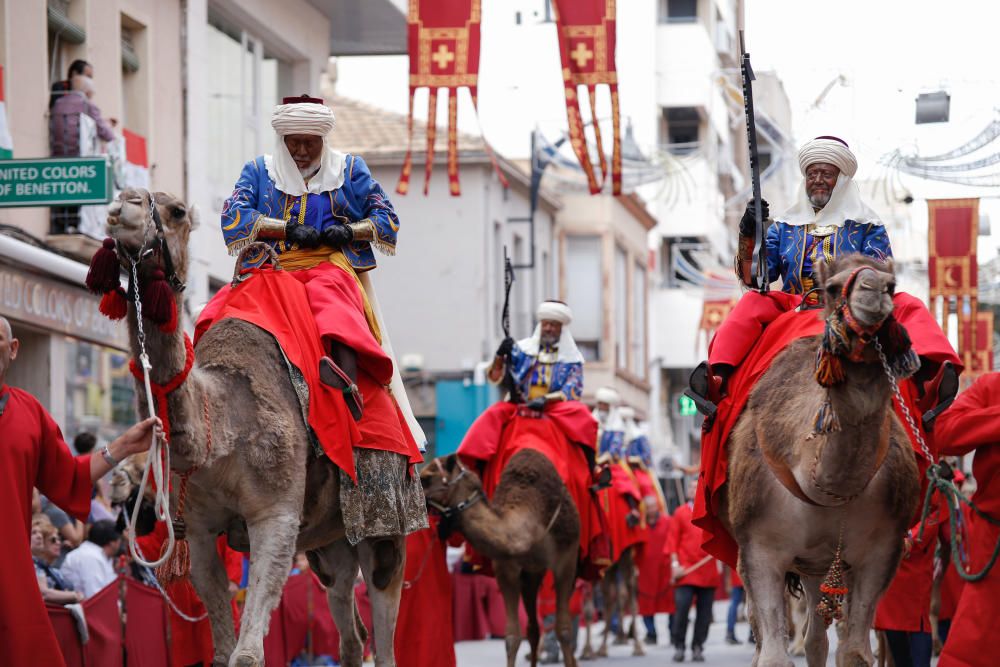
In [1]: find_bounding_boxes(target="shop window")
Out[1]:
[565,235,603,361]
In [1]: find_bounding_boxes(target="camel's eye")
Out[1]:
[171,207,186,219]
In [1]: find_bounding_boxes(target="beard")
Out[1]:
[297,161,321,179]
[808,191,831,208]
[540,332,560,347]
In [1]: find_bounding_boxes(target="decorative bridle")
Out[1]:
[424,457,482,520]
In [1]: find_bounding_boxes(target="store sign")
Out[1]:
[0,156,112,207]
[0,266,130,350]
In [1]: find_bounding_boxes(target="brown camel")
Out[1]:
[722,254,921,667]
[106,189,424,667]
[421,451,581,667]
[578,545,644,659]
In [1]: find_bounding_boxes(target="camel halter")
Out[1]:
[425,458,482,519]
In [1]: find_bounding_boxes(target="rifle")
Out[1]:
[500,248,524,403]
[739,30,769,293]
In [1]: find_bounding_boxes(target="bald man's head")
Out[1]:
[0,316,19,385]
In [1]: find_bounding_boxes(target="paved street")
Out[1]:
[454,600,900,667]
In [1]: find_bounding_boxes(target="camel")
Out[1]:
[105,188,420,667]
[420,451,581,667]
[722,254,921,667]
[578,547,644,659]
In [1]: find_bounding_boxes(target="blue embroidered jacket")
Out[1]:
[221,154,399,271]
[599,429,625,459]
[765,219,892,294]
[508,343,583,402]
[625,434,653,467]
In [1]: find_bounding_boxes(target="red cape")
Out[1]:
[195,267,421,481]
[633,468,674,615]
[395,521,456,667]
[598,462,647,563]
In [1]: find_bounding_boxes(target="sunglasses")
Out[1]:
[47,536,61,544]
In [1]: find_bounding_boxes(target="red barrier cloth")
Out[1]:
[451,572,509,641]
[928,198,978,298]
[875,494,945,633]
[396,524,456,667]
[552,0,622,194]
[397,0,506,196]
[195,266,422,481]
[46,604,85,667]
[124,579,171,667]
[598,462,646,563]
[459,407,605,568]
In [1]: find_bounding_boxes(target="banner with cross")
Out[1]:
[396,0,507,196]
[552,0,622,195]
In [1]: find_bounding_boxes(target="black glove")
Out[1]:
[739,198,770,236]
[626,509,640,529]
[526,397,546,412]
[285,222,320,249]
[495,337,515,358]
[322,224,354,248]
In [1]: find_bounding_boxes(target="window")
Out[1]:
[565,236,603,361]
[64,338,136,446]
[632,263,647,377]
[615,246,628,369]
[661,107,700,154]
[659,0,698,23]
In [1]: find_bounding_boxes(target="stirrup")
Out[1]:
[921,361,958,430]
[319,357,364,421]
[685,361,718,418]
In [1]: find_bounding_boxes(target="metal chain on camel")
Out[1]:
[126,200,176,569]
[876,338,1000,581]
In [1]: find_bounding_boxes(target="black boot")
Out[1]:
[319,341,364,421]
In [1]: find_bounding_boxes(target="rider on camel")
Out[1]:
[687,136,961,425]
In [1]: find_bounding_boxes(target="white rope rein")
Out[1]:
[126,193,176,569]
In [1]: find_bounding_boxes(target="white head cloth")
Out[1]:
[536,300,573,325]
[779,136,881,228]
[595,386,621,406]
[264,101,347,197]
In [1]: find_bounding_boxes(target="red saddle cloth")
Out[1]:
[458,402,609,576]
[694,304,935,569]
[195,266,421,481]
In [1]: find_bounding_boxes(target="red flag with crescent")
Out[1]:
[927,198,978,298]
[397,0,506,197]
[552,0,622,195]
[960,310,993,379]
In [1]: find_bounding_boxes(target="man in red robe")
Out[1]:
[935,372,1000,667]
[0,316,161,667]
[666,479,720,663]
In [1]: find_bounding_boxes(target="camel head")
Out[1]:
[817,254,896,331]
[108,451,146,504]
[419,454,484,514]
[106,188,197,285]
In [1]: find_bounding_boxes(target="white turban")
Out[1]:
[264,100,346,197]
[595,387,621,406]
[780,136,881,228]
[536,300,572,325]
[797,136,858,178]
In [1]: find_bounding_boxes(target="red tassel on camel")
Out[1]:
[86,237,121,294]
[99,287,128,320]
[142,269,178,333]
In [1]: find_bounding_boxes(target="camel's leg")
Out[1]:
[358,536,406,667]
[837,543,900,667]
[579,585,596,661]
[187,524,237,667]
[623,553,645,657]
[310,541,366,667]
[520,570,544,667]
[553,556,579,667]
[741,545,793,667]
[230,513,300,667]
[799,576,830,667]
[496,561,524,667]
[596,565,616,657]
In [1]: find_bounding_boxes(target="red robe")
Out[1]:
[134,523,244,667]
[875,493,945,633]
[458,403,607,570]
[665,503,720,589]
[0,385,93,667]
[599,461,646,563]
[395,522,456,667]
[633,468,674,615]
[936,373,1000,667]
[195,265,422,482]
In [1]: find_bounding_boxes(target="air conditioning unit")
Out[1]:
[915,91,950,124]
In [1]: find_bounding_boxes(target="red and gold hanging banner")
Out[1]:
[552,0,622,195]
[928,198,979,298]
[397,0,506,197]
[699,298,737,338]
[960,310,993,379]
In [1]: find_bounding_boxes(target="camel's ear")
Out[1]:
[443,454,458,474]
